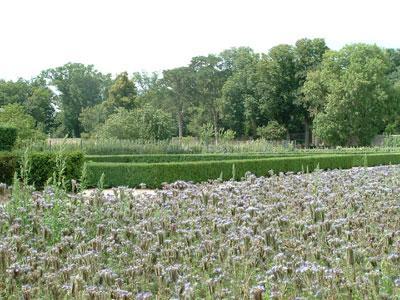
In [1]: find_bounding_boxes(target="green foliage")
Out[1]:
[27,151,84,189]
[0,152,18,185]
[79,103,109,135]
[86,153,400,188]
[305,44,394,146]
[257,121,287,140]
[105,71,137,110]
[86,153,311,163]
[219,128,236,142]
[162,67,196,138]
[96,105,174,140]
[0,103,45,142]
[0,151,84,189]
[199,123,215,145]
[0,126,17,151]
[44,63,112,137]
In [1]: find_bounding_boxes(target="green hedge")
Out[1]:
[86,150,400,164]
[86,151,376,164]
[86,153,400,188]
[0,152,18,185]
[0,126,17,151]
[0,151,84,188]
[86,153,309,163]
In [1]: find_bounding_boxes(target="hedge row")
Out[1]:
[86,153,400,188]
[86,153,311,163]
[0,151,84,188]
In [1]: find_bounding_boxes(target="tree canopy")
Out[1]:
[1,39,399,146]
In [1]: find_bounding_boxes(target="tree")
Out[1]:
[295,38,329,147]
[256,44,301,134]
[190,55,229,141]
[95,105,174,140]
[162,67,196,138]
[44,63,111,137]
[304,44,393,146]
[105,72,137,111]
[0,78,56,133]
[0,79,31,107]
[79,103,109,135]
[26,85,56,132]
[0,103,45,141]
[220,47,260,136]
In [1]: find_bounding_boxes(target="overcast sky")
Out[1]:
[1,0,399,80]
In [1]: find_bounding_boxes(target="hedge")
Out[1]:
[0,126,18,151]
[0,151,84,188]
[0,152,18,185]
[86,153,400,188]
[86,153,309,163]
[86,151,375,164]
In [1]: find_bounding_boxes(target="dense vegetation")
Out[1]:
[0,165,399,298]
[1,39,400,147]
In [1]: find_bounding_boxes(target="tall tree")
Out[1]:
[304,44,393,146]
[162,67,196,138]
[256,44,300,135]
[44,63,111,137]
[220,47,260,136]
[190,55,229,141]
[105,72,137,111]
[0,79,31,107]
[295,38,329,146]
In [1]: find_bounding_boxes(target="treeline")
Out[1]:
[1,38,400,146]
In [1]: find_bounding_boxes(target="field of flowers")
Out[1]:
[0,165,399,299]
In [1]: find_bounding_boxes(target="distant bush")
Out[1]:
[86,153,400,188]
[257,121,287,140]
[0,126,18,151]
[95,105,175,140]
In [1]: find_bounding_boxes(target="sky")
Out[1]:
[0,0,399,80]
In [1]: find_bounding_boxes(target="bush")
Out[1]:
[257,121,287,140]
[28,151,85,188]
[0,151,84,188]
[0,126,18,151]
[0,152,18,185]
[86,153,400,188]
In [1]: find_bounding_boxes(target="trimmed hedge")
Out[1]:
[0,126,18,151]
[86,153,306,163]
[0,152,18,185]
[0,151,84,188]
[86,152,372,164]
[86,150,400,164]
[86,153,400,188]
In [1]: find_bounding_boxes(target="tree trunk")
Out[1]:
[213,112,219,145]
[304,116,311,148]
[178,110,184,139]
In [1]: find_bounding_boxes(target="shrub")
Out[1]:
[0,151,84,188]
[86,153,400,188]
[0,152,18,185]
[0,126,18,151]
[27,151,85,188]
[257,121,287,140]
